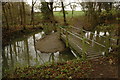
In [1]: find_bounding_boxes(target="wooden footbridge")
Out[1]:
[59,26,115,59]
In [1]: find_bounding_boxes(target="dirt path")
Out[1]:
[35,32,65,53]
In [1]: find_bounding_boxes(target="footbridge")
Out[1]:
[59,26,115,59]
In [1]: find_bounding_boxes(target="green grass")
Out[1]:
[54,11,85,17]
[34,11,84,18]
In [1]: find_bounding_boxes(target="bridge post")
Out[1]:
[105,35,110,56]
[60,27,62,38]
[80,28,87,60]
[59,27,63,39]
[65,28,69,47]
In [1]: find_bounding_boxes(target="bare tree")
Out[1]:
[49,0,54,21]
[19,2,23,26]
[22,2,26,30]
[7,3,14,26]
[2,3,9,30]
[61,1,67,25]
[30,0,37,28]
[41,1,55,23]
[70,2,77,18]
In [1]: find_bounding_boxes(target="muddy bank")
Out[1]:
[35,32,65,53]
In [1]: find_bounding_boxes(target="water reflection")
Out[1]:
[2,31,76,77]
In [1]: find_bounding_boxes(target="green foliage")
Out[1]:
[100,9,119,17]
[96,24,117,31]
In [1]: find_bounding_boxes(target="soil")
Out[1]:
[89,56,118,78]
[35,32,65,53]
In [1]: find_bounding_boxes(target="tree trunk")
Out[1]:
[72,9,73,18]
[22,2,26,30]
[49,2,54,21]
[41,1,55,23]
[2,5,9,30]
[61,2,67,25]
[30,4,34,26]
[7,3,14,26]
[117,25,120,46]
[19,3,23,26]
[30,0,35,28]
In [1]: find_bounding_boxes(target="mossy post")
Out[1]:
[60,27,61,38]
[59,28,63,38]
[105,35,110,56]
[81,28,87,60]
[66,28,69,47]
[58,26,63,39]
[82,37,87,60]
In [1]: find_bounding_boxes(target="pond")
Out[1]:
[2,30,76,77]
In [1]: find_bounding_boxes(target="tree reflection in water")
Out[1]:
[2,31,76,77]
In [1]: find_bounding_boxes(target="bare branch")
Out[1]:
[33,0,37,6]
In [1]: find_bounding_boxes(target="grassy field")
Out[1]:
[53,11,85,25]
[34,11,84,20]
[54,11,85,17]
[33,11,85,25]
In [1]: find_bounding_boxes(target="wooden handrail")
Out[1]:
[70,26,115,41]
[60,27,106,48]
[72,31,106,48]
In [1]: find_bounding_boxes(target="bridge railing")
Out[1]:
[69,26,115,55]
[59,26,106,48]
[59,27,93,59]
[59,25,111,58]
[70,26,115,40]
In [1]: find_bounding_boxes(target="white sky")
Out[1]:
[26,0,82,11]
[27,0,32,5]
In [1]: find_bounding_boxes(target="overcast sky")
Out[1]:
[26,0,82,11]
[26,0,120,12]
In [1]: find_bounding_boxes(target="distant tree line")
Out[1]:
[2,1,120,30]
[2,2,31,30]
[80,2,120,28]
[2,1,68,30]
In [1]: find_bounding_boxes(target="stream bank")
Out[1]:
[2,26,43,47]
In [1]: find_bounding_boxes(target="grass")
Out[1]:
[32,11,85,25]
[4,59,92,79]
[54,11,84,17]
[34,11,84,18]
